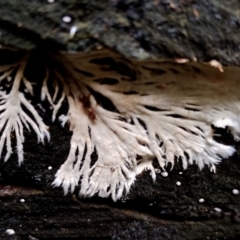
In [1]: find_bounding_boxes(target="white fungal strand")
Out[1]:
[69,25,78,39]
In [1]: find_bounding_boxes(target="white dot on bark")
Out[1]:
[214,207,222,212]
[232,189,239,195]
[161,172,168,177]
[62,16,72,23]
[176,181,181,186]
[199,198,205,203]
[5,229,15,235]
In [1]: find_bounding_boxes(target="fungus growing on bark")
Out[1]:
[0,46,239,201]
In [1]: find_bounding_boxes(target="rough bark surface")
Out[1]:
[0,1,240,239]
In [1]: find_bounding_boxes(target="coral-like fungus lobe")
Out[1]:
[1,46,240,201]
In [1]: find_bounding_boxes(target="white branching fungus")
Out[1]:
[0,47,240,201]
[0,58,49,164]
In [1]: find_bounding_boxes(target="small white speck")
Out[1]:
[199,198,205,203]
[20,199,25,203]
[29,235,39,240]
[5,229,15,235]
[88,219,90,222]
[214,207,222,212]
[232,189,239,195]
[69,25,78,39]
[7,76,12,81]
[210,165,216,173]
[179,172,183,175]
[176,181,181,186]
[37,103,45,112]
[48,166,52,170]
[161,172,168,177]
[47,0,55,3]
[62,16,72,23]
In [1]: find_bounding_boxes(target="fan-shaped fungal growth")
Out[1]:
[0,46,239,201]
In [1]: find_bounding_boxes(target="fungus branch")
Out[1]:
[53,50,240,200]
[1,48,240,201]
[0,57,50,164]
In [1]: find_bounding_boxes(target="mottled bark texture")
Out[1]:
[0,0,240,239]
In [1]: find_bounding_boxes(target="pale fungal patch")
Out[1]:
[5,229,15,235]
[0,47,240,201]
[232,189,239,195]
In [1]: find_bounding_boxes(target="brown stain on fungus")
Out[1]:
[79,95,96,122]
